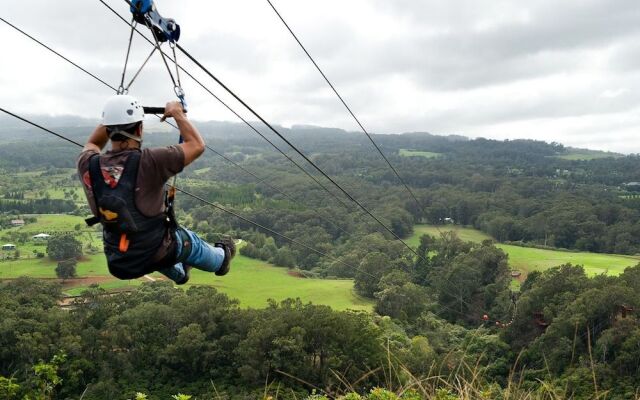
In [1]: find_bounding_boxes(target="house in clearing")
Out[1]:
[10,219,25,227]
[2,244,16,251]
[32,233,51,241]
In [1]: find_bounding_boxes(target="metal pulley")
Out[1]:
[130,0,180,43]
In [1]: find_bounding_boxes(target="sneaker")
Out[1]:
[214,238,236,276]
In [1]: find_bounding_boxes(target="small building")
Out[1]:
[2,244,16,251]
[10,219,25,227]
[32,233,51,241]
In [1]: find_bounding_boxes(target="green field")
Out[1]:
[8,253,371,311]
[1,215,99,257]
[3,214,88,234]
[554,150,622,161]
[410,224,639,277]
[193,167,212,175]
[23,187,84,201]
[0,253,110,279]
[495,244,639,276]
[399,149,442,158]
[182,256,371,310]
[0,215,371,311]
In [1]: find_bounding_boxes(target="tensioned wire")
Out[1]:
[108,0,425,260]
[0,107,498,323]
[15,5,497,321]
[0,107,362,273]
[98,0,354,212]
[1,8,502,322]
[264,0,430,220]
[0,15,353,242]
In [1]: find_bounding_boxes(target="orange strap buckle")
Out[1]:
[167,185,177,200]
[119,233,130,253]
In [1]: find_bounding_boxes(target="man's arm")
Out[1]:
[161,101,205,167]
[83,125,109,153]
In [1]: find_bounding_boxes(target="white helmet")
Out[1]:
[102,95,144,126]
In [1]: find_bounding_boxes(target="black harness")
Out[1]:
[85,151,177,279]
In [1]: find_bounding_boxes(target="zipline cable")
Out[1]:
[204,144,353,238]
[265,0,429,218]
[0,17,117,92]
[0,14,354,251]
[104,0,424,259]
[0,107,84,148]
[2,16,360,272]
[0,108,363,274]
[176,45,423,259]
[0,108,486,321]
[97,0,354,212]
[0,14,351,218]
[2,10,495,321]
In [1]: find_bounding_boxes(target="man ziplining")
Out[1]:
[77,95,235,284]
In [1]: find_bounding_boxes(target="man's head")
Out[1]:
[102,95,145,143]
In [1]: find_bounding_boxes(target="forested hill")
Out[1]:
[0,115,624,168]
[3,117,640,398]
[2,117,640,257]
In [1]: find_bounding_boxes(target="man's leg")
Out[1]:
[157,263,187,284]
[176,228,226,273]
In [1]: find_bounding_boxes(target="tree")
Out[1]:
[0,377,20,400]
[56,260,77,281]
[375,280,431,322]
[272,247,296,268]
[47,234,82,261]
[354,252,393,298]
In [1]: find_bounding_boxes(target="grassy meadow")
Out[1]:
[554,150,623,161]
[410,224,640,277]
[0,215,371,311]
[399,149,442,158]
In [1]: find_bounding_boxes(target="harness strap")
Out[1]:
[85,216,100,227]
[119,233,130,253]
[164,185,178,229]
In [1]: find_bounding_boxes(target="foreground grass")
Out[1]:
[410,224,639,276]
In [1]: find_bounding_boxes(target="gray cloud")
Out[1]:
[2,0,640,152]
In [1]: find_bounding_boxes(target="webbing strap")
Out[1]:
[164,185,178,230]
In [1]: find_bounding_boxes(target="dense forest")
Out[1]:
[1,257,639,398]
[1,121,640,398]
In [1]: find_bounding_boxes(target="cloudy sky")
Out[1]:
[1,0,639,152]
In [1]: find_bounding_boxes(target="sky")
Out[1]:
[1,0,639,153]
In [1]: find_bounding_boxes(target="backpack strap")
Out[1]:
[164,185,178,230]
[85,154,102,227]
[85,151,142,232]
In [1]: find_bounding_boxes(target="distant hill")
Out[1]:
[0,113,622,162]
